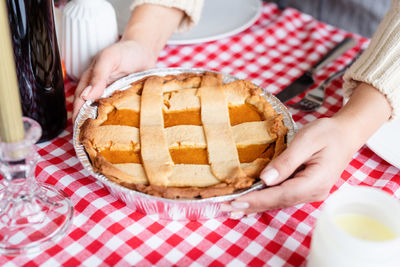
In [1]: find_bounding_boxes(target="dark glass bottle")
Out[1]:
[6,0,67,142]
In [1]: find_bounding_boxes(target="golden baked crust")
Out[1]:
[80,72,288,199]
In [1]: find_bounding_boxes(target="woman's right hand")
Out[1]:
[72,3,185,122]
[72,39,157,122]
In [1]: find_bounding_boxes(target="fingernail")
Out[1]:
[230,211,245,220]
[247,213,257,218]
[260,167,279,185]
[220,203,233,212]
[81,85,92,99]
[231,201,249,210]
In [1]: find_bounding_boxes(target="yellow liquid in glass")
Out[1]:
[334,214,396,241]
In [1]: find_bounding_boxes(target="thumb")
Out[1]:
[260,131,318,186]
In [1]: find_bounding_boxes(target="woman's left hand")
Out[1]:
[221,82,392,219]
[221,117,357,219]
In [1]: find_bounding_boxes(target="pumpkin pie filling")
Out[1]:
[98,143,273,165]
[102,109,139,127]
[229,104,263,126]
[98,102,271,165]
[99,149,142,164]
[80,72,288,199]
[164,109,202,127]
[170,147,208,164]
[101,103,262,128]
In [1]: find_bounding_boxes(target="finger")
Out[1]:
[85,51,116,100]
[72,68,93,123]
[75,67,93,99]
[72,96,85,123]
[246,213,258,218]
[260,129,321,186]
[229,211,245,220]
[227,211,257,220]
[235,163,332,213]
[220,201,249,212]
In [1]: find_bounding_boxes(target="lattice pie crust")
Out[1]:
[80,73,288,199]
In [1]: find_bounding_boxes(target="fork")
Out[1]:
[289,53,361,112]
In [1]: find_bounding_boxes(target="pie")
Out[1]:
[79,72,288,199]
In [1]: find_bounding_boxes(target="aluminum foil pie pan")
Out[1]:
[73,68,296,220]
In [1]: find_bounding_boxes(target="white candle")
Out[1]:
[0,0,24,143]
[308,186,400,267]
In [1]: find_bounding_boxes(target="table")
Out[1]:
[2,3,400,266]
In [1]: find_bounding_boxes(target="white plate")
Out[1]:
[365,119,400,169]
[344,97,400,169]
[107,0,262,45]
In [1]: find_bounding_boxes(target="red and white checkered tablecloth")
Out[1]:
[2,3,400,266]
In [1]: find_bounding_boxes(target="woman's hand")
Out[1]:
[222,83,391,219]
[221,117,358,218]
[72,40,156,122]
[72,4,184,122]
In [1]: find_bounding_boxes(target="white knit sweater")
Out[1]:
[131,0,204,33]
[132,0,400,119]
[343,0,400,119]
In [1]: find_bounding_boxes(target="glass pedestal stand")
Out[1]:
[0,117,73,256]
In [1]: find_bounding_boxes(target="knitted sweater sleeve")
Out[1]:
[131,0,204,33]
[343,0,400,119]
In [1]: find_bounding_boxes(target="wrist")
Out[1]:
[122,4,184,62]
[333,82,391,147]
[125,37,158,62]
[329,115,366,155]
[116,39,158,70]
[121,23,161,63]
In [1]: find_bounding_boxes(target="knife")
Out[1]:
[276,37,357,103]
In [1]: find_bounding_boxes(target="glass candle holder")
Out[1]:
[308,186,400,267]
[0,117,73,256]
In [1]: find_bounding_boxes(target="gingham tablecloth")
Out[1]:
[2,3,400,266]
